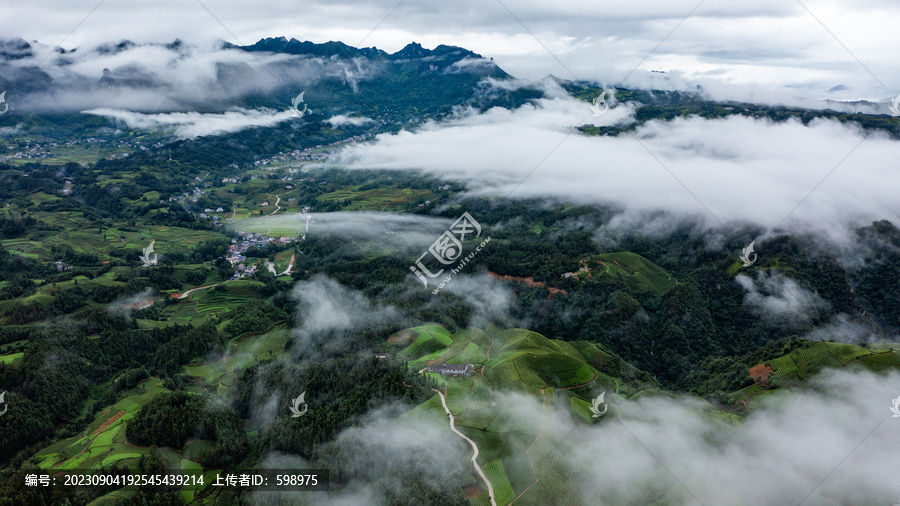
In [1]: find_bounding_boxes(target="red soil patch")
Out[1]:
[748,363,774,387]
[387,329,418,345]
[93,410,126,435]
[463,486,483,499]
[488,272,568,297]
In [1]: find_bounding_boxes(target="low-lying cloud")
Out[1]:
[495,368,900,505]
[736,271,829,328]
[325,114,373,127]
[290,274,399,357]
[231,211,455,251]
[325,93,900,239]
[83,107,295,139]
[106,287,157,318]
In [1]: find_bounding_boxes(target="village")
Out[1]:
[224,230,297,280]
[252,132,372,167]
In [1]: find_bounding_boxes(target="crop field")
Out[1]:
[728,341,900,408]
[1,210,223,262]
[394,394,451,430]
[317,185,434,210]
[454,405,500,431]
[392,326,702,504]
[34,378,170,471]
[530,353,597,388]
[485,361,521,385]
[163,280,265,325]
[502,451,537,496]
[482,458,515,505]
[398,324,454,359]
[183,326,288,387]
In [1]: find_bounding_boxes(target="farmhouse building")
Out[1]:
[426,363,475,376]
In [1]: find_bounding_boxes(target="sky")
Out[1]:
[4,0,899,103]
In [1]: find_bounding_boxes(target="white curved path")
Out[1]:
[433,388,496,506]
[174,284,218,299]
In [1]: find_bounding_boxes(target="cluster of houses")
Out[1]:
[425,363,475,376]
[253,133,373,167]
[561,265,590,279]
[254,149,328,166]
[1,137,105,163]
[224,231,296,279]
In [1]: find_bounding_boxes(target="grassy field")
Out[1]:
[391,325,643,505]
[183,325,289,388]
[728,341,900,409]
[0,352,24,365]
[317,185,434,211]
[385,324,839,505]
[572,251,677,296]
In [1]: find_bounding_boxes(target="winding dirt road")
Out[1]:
[280,254,295,275]
[173,284,218,299]
[434,388,496,506]
[268,189,298,216]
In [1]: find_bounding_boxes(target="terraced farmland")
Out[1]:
[392,325,658,505]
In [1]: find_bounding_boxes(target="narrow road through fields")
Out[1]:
[280,254,295,275]
[269,189,298,216]
[434,388,496,506]
[174,284,218,299]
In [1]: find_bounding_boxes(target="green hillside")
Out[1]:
[394,325,671,505]
[392,326,900,505]
[570,251,676,296]
[728,341,900,410]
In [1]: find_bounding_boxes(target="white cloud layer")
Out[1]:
[326,94,900,236]
[5,0,900,102]
[83,108,295,139]
[325,114,373,127]
[495,368,900,505]
[737,271,829,328]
